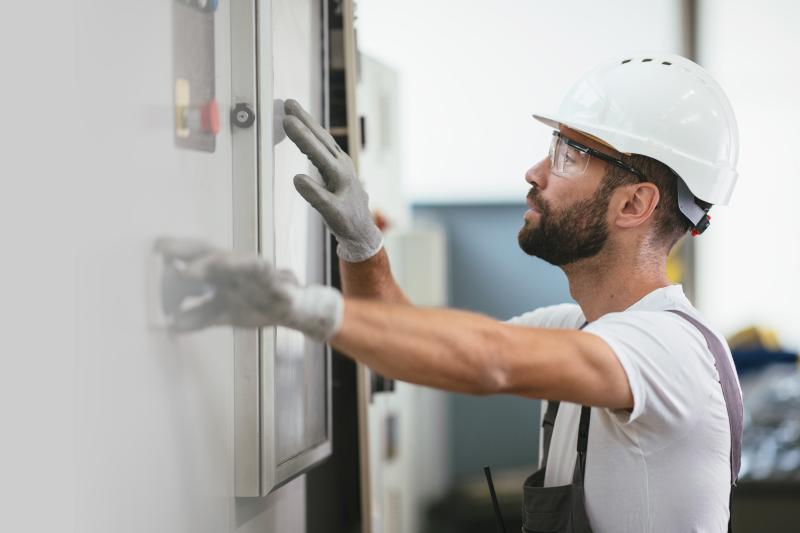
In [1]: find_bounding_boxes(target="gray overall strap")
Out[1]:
[540,404,592,483]
[573,405,591,484]
[541,399,560,469]
[667,309,743,483]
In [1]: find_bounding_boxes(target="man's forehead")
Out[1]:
[558,125,626,159]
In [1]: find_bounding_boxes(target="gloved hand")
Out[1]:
[282,99,383,263]
[154,237,344,339]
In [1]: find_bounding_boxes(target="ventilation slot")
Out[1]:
[662,61,672,65]
[621,59,632,64]
[642,58,653,62]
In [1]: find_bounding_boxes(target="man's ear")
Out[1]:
[613,182,660,229]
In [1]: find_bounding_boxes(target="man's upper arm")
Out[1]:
[503,304,632,408]
[504,328,635,409]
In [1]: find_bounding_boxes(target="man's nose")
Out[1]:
[525,157,549,188]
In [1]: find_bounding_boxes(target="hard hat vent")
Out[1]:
[619,57,675,67]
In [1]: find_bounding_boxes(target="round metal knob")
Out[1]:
[231,103,255,129]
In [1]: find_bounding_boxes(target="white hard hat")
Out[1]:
[533,53,739,232]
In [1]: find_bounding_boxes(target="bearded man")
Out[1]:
[159,54,742,533]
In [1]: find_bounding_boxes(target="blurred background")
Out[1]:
[1,1,798,533]
[355,1,800,532]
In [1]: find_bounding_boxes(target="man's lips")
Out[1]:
[526,193,543,213]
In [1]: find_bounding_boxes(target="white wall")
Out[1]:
[695,0,800,349]
[0,2,305,532]
[357,0,685,204]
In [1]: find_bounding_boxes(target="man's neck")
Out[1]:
[561,247,672,323]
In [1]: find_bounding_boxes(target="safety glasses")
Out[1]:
[549,131,646,181]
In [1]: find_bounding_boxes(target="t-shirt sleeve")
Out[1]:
[506,303,585,329]
[583,310,717,441]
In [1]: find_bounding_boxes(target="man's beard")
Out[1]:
[517,185,613,266]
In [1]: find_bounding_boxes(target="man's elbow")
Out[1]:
[471,327,517,396]
[473,365,511,396]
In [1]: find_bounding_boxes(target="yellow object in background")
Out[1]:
[666,239,686,284]
[728,326,782,351]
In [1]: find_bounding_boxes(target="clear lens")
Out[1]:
[549,133,591,177]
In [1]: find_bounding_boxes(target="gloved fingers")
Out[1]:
[293,174,338,217]
[283,115,341,181]
[169,295,226,332]
[155,237,218,262]
[237,267,296,309]
[161,260,213,314]
[178,254,219,282]
[283,99,341,157]
[190,252,274,288]
[274,268,299,286]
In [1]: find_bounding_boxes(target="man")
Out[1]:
[158,53,742,532]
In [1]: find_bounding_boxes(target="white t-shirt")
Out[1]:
[508,285,737,533]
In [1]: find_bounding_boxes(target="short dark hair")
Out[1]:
[603,154,691,250]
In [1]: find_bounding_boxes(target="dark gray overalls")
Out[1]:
[521,310,744,533]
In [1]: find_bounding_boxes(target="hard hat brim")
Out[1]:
[531,112,737,206]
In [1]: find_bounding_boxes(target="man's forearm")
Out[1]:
[339,247,411,304]
[329,298,634,408]
[330,298,514,394]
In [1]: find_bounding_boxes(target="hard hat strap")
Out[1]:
[676,177,712,235]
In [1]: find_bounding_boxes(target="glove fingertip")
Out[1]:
[292,172,311,186]
[282,114,299,134]
[293,173,327,197]
[284,99,300,114]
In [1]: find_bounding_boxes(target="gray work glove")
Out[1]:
[282,99,383,263]
[154,237,344,339]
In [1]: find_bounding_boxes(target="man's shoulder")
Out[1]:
[587,284,724,345]
[586,307,711,347]
[585,306,727,385]
[590,297,723,346]
[507,303,585,329]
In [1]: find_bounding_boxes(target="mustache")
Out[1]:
[526,188,547,212]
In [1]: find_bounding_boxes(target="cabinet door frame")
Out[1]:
[231,0,333,497]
